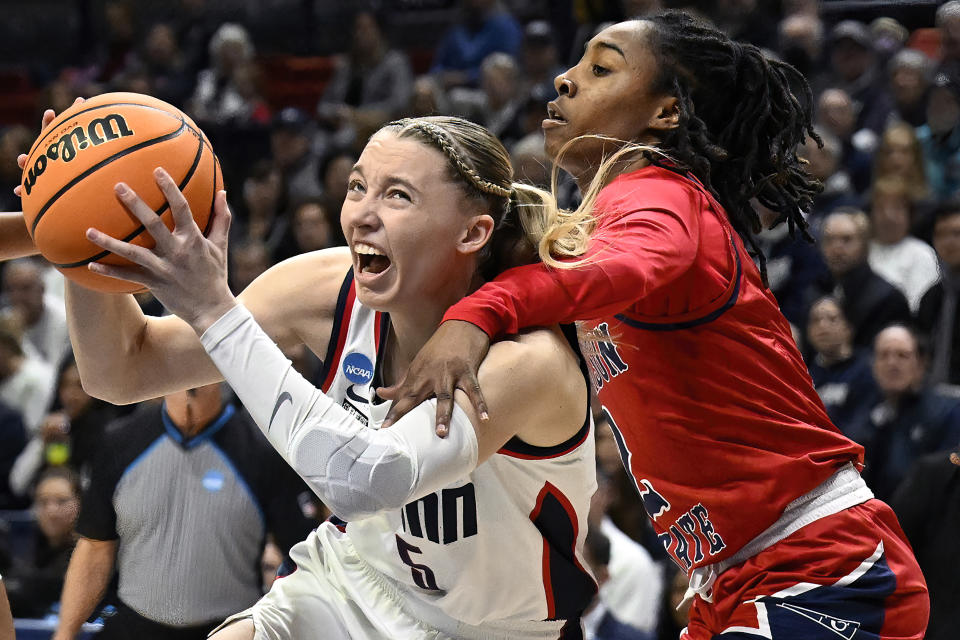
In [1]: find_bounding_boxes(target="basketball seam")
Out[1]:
[30,119,189,235]
[26,102,186,160]
[50,127,207,269]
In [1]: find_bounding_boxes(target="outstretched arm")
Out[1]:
[0,212,37,261]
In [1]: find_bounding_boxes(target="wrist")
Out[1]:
[189,296,240,336]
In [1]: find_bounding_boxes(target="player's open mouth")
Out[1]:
[543,102,568,128]
[354,241,392,275]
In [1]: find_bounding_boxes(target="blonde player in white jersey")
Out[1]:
[48,116,598,639]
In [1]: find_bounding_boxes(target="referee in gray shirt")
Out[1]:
[53,383,314,640]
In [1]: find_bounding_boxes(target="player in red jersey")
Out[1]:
[381,11,929,640]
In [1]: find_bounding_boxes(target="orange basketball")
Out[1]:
[20,92,223,293]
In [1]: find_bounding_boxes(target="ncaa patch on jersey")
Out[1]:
[202,469,225,492]
[343,352,374,385]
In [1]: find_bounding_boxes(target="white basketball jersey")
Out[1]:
[316,272,598,634]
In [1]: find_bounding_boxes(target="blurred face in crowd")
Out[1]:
[941,15,960,63]
[145,24,178,65]
[870,192,911,245]
[927,85,960,135]
[822,213,868,277]
[271,129,311,170]
[873,327,924,397]
[482,58,519,109]
[878,126,918,175]
[324,154,356,204]
[34,475,79,546]
[807,298,852,360]
[933,211,960,270]
[799,137,838,181]
[231,243,270,293]
[244,169,282,216]
[831,39,873,83]
[3,262,45,325]
[59,363,93,420]
[353,12,383,57]
[890,66,927,109]
[293,202,334,252]
[818,89,856,139]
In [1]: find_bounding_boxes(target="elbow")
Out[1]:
[79,377,139,406]
[297,465,416,523]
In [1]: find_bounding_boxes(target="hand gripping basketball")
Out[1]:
[85,168,237,335]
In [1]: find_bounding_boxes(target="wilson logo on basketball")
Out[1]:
[23,114,135,196]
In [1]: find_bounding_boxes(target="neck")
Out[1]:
[382,271,482,385]
[572,154,651,194]
[165,400,224,439]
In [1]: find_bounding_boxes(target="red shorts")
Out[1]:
[681,500,929,640]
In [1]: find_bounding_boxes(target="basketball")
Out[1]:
[19,92,223,293]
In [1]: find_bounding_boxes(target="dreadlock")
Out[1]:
[643,10,822,284]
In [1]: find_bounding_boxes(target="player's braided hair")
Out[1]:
[642,10,821,283]
[384,117,561,280]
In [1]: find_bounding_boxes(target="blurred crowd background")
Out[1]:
[0,1,958,639]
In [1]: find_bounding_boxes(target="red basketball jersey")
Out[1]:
[444,165,865,572]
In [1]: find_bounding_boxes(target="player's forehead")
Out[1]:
[354,131,450,186]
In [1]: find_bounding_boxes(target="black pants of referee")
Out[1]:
[97,600,220,640]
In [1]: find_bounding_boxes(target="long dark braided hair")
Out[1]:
[643,10,821,283]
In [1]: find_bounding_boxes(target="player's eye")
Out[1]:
[347,179,365,194]
[387,188,411,201]
[592,64,610,77]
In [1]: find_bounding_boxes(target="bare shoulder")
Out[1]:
[478,327,587,448]
[237,247,352,352]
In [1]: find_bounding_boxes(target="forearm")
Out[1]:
[54,539,116,640]
[201,305,478,520]
[66,281,222,403]
[0,212,38,261]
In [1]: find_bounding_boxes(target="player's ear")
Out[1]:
[457,214,494,256]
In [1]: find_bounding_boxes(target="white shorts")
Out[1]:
[210,524,568,640]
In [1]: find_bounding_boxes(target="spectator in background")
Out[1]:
[587,464,663,640]
[810,209,912,349]
[234,160,290,261]
[430,0,522,89]
[511,133,551,189]
[889,447,960,640]
[936,1,960,79]
[826,20,895,134]
[93,0,137,83]
[872,121,934,239]
[188,23,256,125]
[9,358,122,499]
[4,467,79,619]
[0,400,25,509]
[317,10,413,150]
[777,12,825,88]
[864,325,960,502]
[867,177,940,312]
[259,541,283,594]
[0,315,56,436]
[520,21,565,101]
[450,53,526,146]
[917,72,960,200]
[229,239,271,295]
[270,107,324,205]
[123,23,192,108]
[406,75,451,119]
[805,296,878,438]
[918,200,960,385]
[753,201,827,327]
[655,567,692,640]
[888,49,933,127]
[53,385,314,640]
[319,151,355,227]
[870,17,909,66]
[290,199,336,255]
[817,88,874,193]
[1,259,71,368]
[798,128,858,224]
